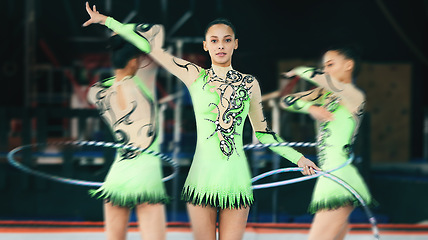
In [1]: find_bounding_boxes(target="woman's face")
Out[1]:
[203,24,238,67]
[322,50,353,82]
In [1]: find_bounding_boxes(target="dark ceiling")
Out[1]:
[1,0,427,101]
[0,0,427,158]
[3,0,427,62]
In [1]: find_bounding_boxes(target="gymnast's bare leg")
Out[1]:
[218,207,250,240]
[136,203,166,240]
[187,204,218,240]
[308,205,353,240]
[104,202,131,240]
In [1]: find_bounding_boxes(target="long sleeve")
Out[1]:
[105,17,151,53]
[280,88,324,114]
[104,17,201,87]
[248,79,303,165]
[292,66,365,114]
[149,48,203,88]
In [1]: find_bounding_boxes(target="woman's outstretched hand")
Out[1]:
[82,2,108,27]
[297,156,321,175]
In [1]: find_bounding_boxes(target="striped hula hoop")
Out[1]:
[7,140,179,187]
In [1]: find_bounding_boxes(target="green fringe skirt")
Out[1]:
[180,149,254,209]
[90,150,168,208]
[308,160,372,213]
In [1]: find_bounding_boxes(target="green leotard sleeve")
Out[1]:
[281,94,314,113]
[248,79,303,165]
[292,66,346,95]
[290,66,365,114]
[255,131,303,165]
[292,66,317,82]
[105,17,201,87]
[280,88,325,114]
[105,17,151,53]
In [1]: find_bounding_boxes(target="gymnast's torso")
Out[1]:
[87,69,168,207]
[88,75,158,156]
[282,71,365,168]
[311,86,365,168]
[102,18,305,208]
[181,65,257,208]
[281,69,372,211]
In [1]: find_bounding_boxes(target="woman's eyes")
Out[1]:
[210,39,232,43]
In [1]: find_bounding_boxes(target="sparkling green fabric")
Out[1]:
[105,17,151,53]
[283,67,372,213]
[89,136,168,208]
[309,102,372,213]
[181,69,253,209]
[88,76,168,208]
[255,131,302,165]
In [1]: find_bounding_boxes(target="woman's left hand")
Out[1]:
[82,2,108,27]
[297,156,321,175]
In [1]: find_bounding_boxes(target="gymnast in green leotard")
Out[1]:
[280,45,373,240]
[86,28,167,240]
[83,3,319,239]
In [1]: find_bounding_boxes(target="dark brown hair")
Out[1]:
[204,18,237,38]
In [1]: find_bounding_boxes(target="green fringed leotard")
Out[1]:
[104,17,306,209]
[87,57,168,208]
[281,67,373,213]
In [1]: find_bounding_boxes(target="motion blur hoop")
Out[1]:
[250,153,354,189]
[7,140,179,187]
[244,141,379,240]
[8,140,378,239]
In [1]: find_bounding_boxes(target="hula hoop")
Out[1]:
[321,172,380,239]
[7,140,179,187]
[243,141,317,150]
[251,153,354,189]
[245,141,379,239]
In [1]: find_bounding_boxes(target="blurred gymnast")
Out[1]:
[83,2,319,239]
[280,45,373,240]
[86,27,168,239]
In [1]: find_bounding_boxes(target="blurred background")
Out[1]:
[0,0,427,225]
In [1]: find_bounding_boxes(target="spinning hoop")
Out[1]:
[251,153,354,189]
[244,141,379,239]
[8,140,378,239]
[321,171,380,239]
[243,141,317,150]
[7,140,179,187]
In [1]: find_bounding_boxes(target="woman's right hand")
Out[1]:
[297,156,321,175]
[308,105,334,122]
[82,2,108,27]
